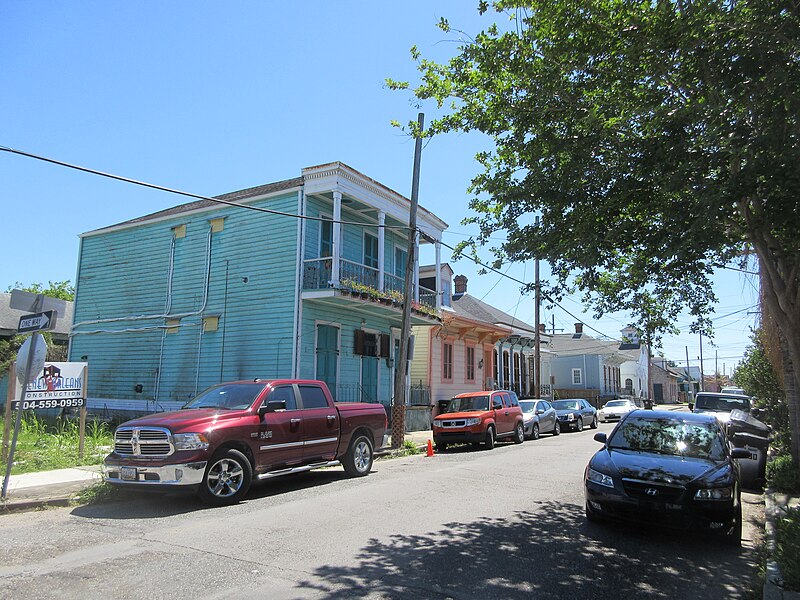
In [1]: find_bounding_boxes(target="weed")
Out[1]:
[767,456,800,493]
[775,507,800,592]
[75,481,125,506]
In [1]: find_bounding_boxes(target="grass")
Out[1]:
[766,455,800,493]
[0,413,113,475]
[775,507,800,592]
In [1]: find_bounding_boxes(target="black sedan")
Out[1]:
[584,410,750,546]
[552,398,598,432]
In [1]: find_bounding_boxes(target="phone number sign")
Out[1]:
[13,361,88,411]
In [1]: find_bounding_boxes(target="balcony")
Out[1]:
[302,257,439,322]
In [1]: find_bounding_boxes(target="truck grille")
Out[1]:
[439,420,467,428]
[114,427,174,457]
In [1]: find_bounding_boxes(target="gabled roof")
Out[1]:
[450,293,537,337]
[0,293,74,338]
[550,332,641,362]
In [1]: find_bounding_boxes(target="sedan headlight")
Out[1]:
[173,432,210,451]
[464,417,480,426]
[568,413,576,421]
[694,487,733,501]
[587,468,614,488]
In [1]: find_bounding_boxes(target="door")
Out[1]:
[316,324,339,400]
[257,385,304,471]
[298,384,339,463]
[361,356,378,403]
[494,392,514,435]
[537,400,556,432]
[653,383,664,403]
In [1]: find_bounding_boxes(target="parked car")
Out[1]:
[552,398,598,432]
[433,390,525,451]
[519,399,560,439]
[598,398,637,423]
[584,410,750,546]
[104,379,388,505]
[690,392,751,425]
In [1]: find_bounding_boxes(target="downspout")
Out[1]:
[292,189,306,379]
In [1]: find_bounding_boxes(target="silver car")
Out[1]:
[519,399,560,439]
[598,399,637,423]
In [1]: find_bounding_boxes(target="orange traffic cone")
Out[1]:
[426,439,435,457]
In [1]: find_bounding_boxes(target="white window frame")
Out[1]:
[572,368,583,385]
[319,212,333,258]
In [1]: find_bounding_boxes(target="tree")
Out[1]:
[7,280,75,301]
[390,1,800,469]
[734,329,790,455]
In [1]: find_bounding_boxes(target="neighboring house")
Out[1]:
[549,324,649,406]
[650,357,682,403]
[409,272,554,429]
[675,366,703,401]
[69,162,447,418]
[0,292,74,405]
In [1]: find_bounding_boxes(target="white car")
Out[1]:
[598,399,637,423]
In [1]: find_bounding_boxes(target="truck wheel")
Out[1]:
[513,421,525,443]
[484,426,496,450]
[199,448,252,505]
[343,434,374,477]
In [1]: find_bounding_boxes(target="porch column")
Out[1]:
[435,241,442,310]
[332,191,342,286]
[413,230,420,302]
[496,344,503,388]
[378,211,386,292]
[509,347,515,393]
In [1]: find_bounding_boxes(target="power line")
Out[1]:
[0,145,416,232]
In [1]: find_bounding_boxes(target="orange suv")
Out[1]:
[432,390,525,451]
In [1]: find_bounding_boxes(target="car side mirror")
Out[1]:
[493,402,503,410]
[730,448,751,460]
[688,402,694,411]
[594,432,607,444]
[536,409,545,415]
[259,400,286,416]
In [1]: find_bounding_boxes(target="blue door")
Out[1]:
[316,325,338,400]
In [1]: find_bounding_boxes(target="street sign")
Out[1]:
[9,289,68,314]
[15,334,47,385]
[17,310,57,334]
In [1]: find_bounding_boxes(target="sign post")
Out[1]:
[2,333,47,500]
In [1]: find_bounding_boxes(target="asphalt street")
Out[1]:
[0,420,764,599]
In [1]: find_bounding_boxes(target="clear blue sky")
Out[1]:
[1,2,758,375]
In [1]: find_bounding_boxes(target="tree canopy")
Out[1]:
[390,0,800,463]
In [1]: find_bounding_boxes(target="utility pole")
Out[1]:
[392,112,424,449]
[699,333,705,392]
[534,216,541,399]
[685,345,693,402]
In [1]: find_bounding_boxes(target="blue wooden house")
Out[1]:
[69,162,447,417]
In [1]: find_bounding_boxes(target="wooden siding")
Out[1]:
[70,193,301,404]
[409,326,430,387]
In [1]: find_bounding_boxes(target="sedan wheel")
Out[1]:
[553,421,561,436]
[590,416,598,429]
[575,417,584,432]
[531,423,540,440]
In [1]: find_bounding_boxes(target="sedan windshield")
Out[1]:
[552,400,581,411]
[608,416,725,460]
[520,401,536,414]
[604,400,629,408]
[183,383,265,411]
[447,396,490,412]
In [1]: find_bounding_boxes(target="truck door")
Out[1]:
[257,385,304,471]
[298,384,339,463]
[495,392,514,435]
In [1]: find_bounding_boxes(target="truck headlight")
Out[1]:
[464,417,480,426]
[694,487,732,501]
[173,433,210,451]
[587,468,614,488]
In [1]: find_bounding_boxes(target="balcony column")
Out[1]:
[413,230,420,302]
[332,191,342,286]
[435,241,442,310]
[377,211,385,292]
[509,346,515,392]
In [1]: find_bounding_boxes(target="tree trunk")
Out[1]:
[756,250,800,475]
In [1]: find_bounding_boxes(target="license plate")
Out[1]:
[120,467,137,481]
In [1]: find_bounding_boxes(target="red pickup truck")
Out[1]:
[103,379,388,505]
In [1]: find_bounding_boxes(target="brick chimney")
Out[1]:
[454,275,468,295]
[575,322,584,334]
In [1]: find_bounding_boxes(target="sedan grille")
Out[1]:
[114,427,174,457]
[622,478,685,503]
